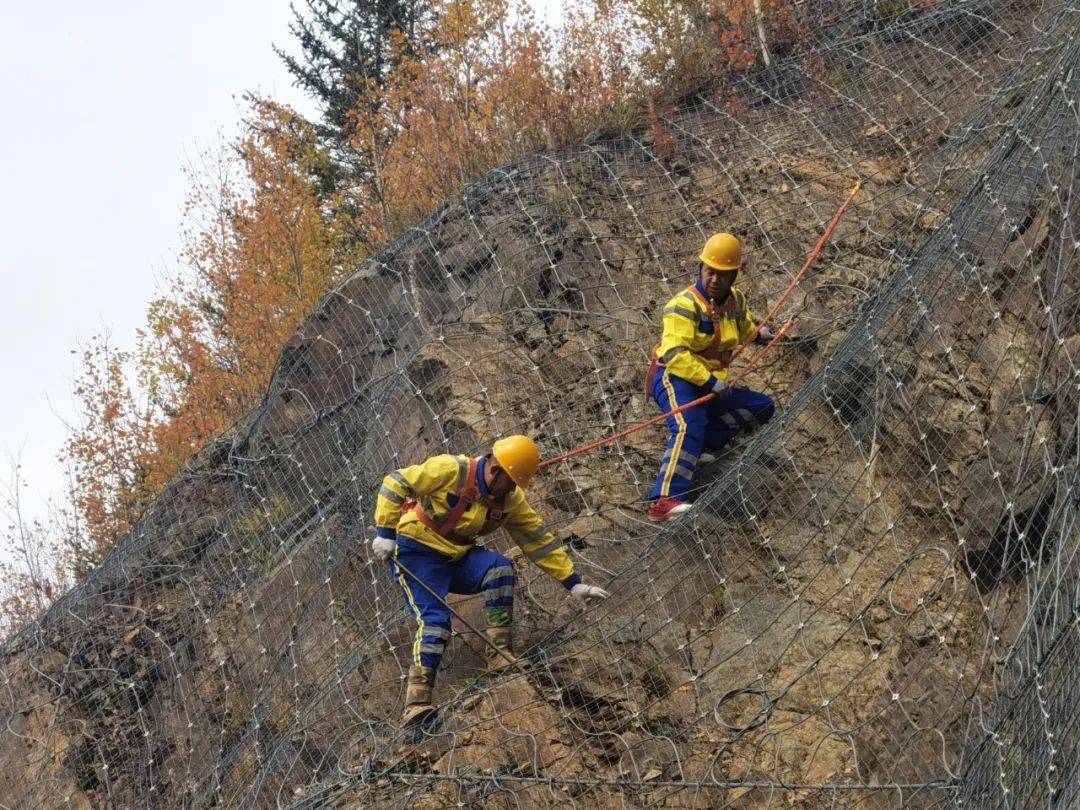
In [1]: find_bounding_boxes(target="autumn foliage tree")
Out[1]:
[350,0,638,243]
[138,102,353,490]
[61,335,156,570]
[344,0,810,245]
[60,102,353,569]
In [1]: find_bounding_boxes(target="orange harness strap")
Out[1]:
[645,350,662,394]
[405,458,504,543]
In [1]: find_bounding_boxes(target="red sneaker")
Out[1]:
[648,497,692,523]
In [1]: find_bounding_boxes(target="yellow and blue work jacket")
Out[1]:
[374,454,580,588]
[654,281,759,386]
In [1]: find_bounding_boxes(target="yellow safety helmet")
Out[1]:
[700,232,742,271]
[492,435,540,489]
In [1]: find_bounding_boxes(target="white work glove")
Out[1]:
[372,534,396,562]
[710,377,729,397]
[754,326,774,345]
[571,583,610,605]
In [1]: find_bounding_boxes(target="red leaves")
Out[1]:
[720,28,757,70]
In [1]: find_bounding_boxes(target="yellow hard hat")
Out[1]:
[492,435,540,489]
[700,233,742,271]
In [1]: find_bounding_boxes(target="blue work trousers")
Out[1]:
[390,536,515,671]
[650,371,774,501]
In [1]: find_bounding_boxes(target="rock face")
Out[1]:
[2,2,1078,808]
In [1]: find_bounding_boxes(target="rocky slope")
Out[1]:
[1,1,1077,807]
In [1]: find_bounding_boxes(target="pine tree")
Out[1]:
[275,0,426,148]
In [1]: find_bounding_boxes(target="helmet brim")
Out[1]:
[700,258,742,271]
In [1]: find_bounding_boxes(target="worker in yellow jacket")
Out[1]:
[646,233,776,522]
[373,435,609,725]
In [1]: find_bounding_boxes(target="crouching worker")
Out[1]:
[372,435,610,725]
[647,233,777,523]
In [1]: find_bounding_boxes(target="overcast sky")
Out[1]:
[1,2,563,526]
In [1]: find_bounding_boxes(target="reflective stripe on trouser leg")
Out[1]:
[466,552,516,625]
[477,554,516,664]
[658,446,698,485]
[734,387,775,425]
[705,387,775,452]
[393,557,426,668]
[417,623,451,669]
[482,568,515,616]
[659,373,688,498]
[651,372,708,501]
[391,542,453,671]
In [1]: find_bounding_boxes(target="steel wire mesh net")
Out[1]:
[1,0,1077,806]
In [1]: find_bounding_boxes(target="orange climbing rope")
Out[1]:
[538,180,861,471]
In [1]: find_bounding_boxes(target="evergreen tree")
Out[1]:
[275,0,426,147]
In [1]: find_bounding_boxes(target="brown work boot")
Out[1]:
[484,626,517,673]
[401,665,436,726]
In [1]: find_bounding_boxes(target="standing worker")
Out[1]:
[372,435,610,726]
[647,233,776,522]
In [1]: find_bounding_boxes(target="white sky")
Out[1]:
[1,1,564,525]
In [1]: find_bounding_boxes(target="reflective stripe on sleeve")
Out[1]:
[454,457,469,491]
[525,539,564,562]
[517,526,548,544]
[663,304,699,320]
[379,485,405,504]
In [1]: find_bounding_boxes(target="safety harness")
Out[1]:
[645,285,745,393]
[403,457,505,545]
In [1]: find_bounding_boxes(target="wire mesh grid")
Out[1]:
[1,0,1077,806]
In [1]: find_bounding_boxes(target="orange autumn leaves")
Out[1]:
[350,0,636,244]
[64,104,354,563]
[143,105,345,476]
